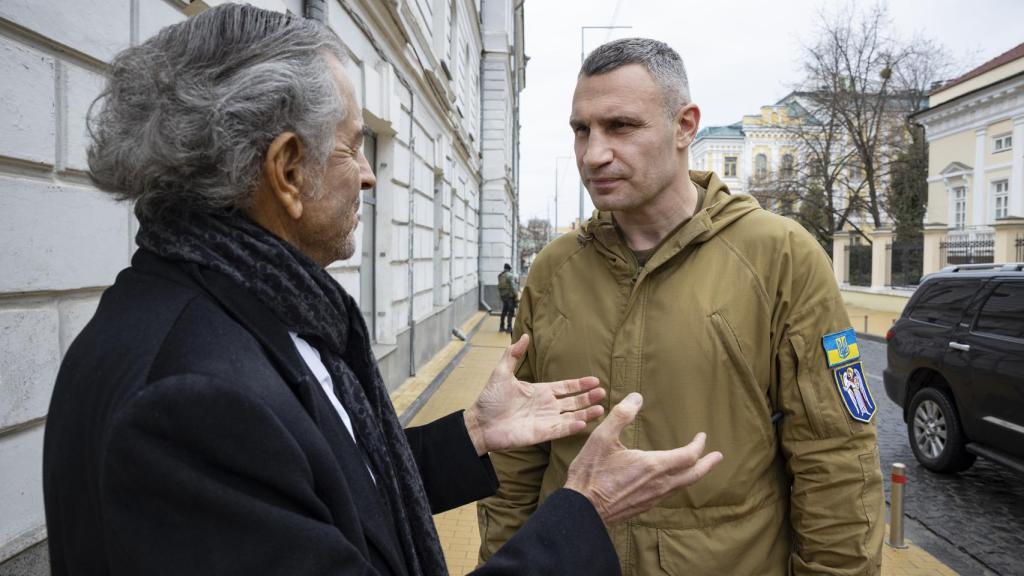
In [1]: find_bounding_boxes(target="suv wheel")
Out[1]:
[907,387,976,473]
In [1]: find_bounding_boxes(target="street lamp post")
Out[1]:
[579,25,632,226]
[554,155,572,239]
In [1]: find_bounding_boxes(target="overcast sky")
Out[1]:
[518,0,1024,227]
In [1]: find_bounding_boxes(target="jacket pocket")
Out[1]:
[710,311,773,446]
[654,499,790,576]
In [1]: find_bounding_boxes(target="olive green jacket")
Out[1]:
[478,172,884,575]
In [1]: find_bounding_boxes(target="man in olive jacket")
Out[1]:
[477,38,884,575]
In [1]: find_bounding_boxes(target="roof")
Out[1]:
[932,42,1024,94]
[695,123,744,141]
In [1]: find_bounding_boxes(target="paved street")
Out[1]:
[862,339,1024,576]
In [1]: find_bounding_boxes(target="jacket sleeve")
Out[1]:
[472,489,619,576]
[773,236,885,575]
[405,410,499,514]
[101,374,379,576]
[476,281,553,562]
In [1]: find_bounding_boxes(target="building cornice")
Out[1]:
[916,73,1024,141]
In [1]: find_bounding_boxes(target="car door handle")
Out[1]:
[948,342,971,352]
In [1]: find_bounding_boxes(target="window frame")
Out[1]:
[754,153,768,180]
[992,179,1009,220]
[724,155,737,177]
[993,133,1012,153]
[970,280,1024,343]
[907,279,984,328]
[951,185,967,230]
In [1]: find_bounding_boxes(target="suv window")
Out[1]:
[974,282,1024,339]
[909,280,980,326]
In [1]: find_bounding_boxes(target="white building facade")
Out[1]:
[0,0,524,570]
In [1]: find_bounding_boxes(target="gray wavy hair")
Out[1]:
[87,3,347,218]
[581,38,691,117]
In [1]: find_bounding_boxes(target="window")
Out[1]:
[848,164,862,181]
[974,282,1024,339]
[754,154,767,180]
[781,154,794,179]
[953,186,966,229]
[909,280,981,326]
[724,156,737,177]
[993,134,1012,152]
[993,179,1009,220]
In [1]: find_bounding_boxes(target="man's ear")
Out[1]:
[674,103,701,150]
[263,132,306,220]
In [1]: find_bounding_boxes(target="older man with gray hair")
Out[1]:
[479,38,884,575]
[42,6,723,576]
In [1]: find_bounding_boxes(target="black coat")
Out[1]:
[43,249,618,575]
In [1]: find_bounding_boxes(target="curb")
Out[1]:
[398,312,489,426]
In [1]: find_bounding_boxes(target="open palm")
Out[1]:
[465,334,605,455]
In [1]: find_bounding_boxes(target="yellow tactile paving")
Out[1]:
[391,314,958,575]
[403,314,508,575]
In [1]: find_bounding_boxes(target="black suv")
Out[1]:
[884,263,1024,474]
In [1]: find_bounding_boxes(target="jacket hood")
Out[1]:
[578,170,761,248]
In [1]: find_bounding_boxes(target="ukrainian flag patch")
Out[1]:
[822,328,860,368]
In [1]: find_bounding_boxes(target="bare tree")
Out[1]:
[772,2,955,246]
[518,218,551,268]
[801,3,918,229]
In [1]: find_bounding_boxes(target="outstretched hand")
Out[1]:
[565,393,723,526]
[464,334,605,456]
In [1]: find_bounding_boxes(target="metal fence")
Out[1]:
[940,238,994,265]
[887,241,923,287]
[846,244,872,286]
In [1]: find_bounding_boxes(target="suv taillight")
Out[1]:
[885,328,894,342]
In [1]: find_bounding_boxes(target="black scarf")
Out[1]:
[136,209,447,576]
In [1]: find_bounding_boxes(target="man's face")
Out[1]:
[297,58,376,265]
[570,64,684,214]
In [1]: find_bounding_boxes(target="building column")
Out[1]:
[832,233,851,285]
[871,228,893,289]
[1011,115,1024,218]
[923,224,948,275]
[992,218,1024,263]
[972,127,987,227]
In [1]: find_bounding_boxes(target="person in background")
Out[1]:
[498,263,518,333]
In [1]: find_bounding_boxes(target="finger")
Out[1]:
[652,432,709,472]
[544,417,591,441]
[509,333,529,360]
[556,386,606,413]
[494,333,530,378]
[666,451,723,490]
[548,376,601,397]
[592,393,642,442]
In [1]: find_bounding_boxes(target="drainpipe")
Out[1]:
[408,95,417,376]
[477,34,490,314]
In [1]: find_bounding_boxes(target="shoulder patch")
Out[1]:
[832,362,876,423]
[822,328,860,368]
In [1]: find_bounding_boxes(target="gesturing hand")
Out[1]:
[564,393,723,526]
[464,334,605,456]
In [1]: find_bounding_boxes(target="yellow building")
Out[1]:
[915,42,1024,271]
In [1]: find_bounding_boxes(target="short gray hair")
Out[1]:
[87,3,347,218]
[581,38,691,116]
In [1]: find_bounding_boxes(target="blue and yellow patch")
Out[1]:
[831,362,876,423]
[822,328,861,368]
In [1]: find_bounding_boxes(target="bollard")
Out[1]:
[887,463,908,549]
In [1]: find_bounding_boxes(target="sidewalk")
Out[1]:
[390,314,958,575]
